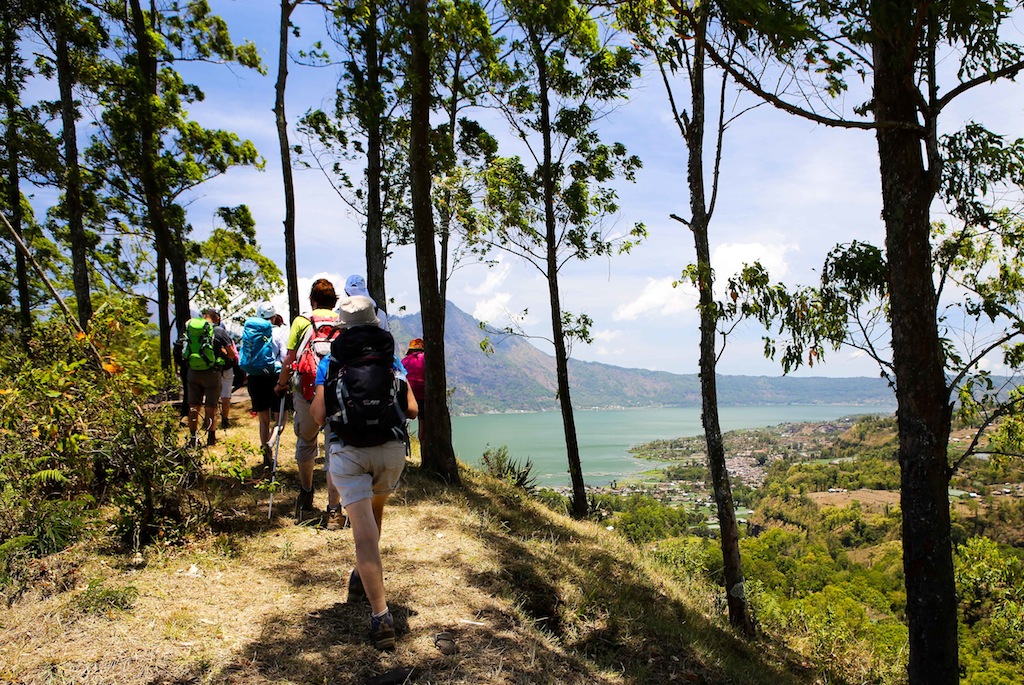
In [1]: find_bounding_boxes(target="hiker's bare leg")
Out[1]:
[347,497,386,615]
[371,492,388,533]
[257,409,271,446]
[327,472,341,508]
[293,395,320,491]
[221,397,231,423]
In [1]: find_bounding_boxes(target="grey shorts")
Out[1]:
[219,369,233,399]
[187,368,221,408]
[327,440,406,507]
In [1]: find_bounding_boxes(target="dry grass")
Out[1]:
[0,400,820,685]
[807,489,900,513]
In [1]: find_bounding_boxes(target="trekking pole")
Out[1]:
[267,393,287,520]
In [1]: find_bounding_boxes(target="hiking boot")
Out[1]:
[369,610,396,651]
[347,568,366,603]
[261,445,274,476]
[220,416,229,430]
[326,506,344,531]
[206,431,217,447]
[187,431,199,448]
[294,486,315,520]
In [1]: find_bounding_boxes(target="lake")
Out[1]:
[437,405,894,488]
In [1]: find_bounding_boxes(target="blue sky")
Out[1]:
[169,2,1024,378]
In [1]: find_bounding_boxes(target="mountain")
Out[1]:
[389,302,895,415]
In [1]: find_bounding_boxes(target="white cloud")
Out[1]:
[613,276,697,321]
[473,293,515,325]
[464,257,513,296]
[711,241,795,285]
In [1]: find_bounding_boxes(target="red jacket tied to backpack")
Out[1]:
[294,312,340,401]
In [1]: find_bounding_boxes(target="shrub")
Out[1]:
[480,444,538,492]
[0,297,214,592]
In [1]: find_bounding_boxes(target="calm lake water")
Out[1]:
[438,405,894,488]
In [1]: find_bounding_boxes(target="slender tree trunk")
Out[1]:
[534,35,586,518]
[275,0,299,320]
[436,66,462,330]
[157,247,171,366]
[129,0,190,353]
[409,0,459,484]
[685,25,754,636]
[54,7,92,329]
[364,0,386,310]
[872,2,957,682]
[1,8,31,343]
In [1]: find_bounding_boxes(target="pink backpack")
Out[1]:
[403,350,425,402]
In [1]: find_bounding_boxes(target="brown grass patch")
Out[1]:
[808,489,900,513]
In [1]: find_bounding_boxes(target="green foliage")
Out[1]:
[189,205,284,320]
[0,297,212,591]
[956,537,1024,683]
[480,444,538,492]
[75,578,139,614]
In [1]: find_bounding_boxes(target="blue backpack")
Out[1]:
[239,317,276,375]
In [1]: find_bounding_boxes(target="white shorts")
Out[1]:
[327,441,406,507]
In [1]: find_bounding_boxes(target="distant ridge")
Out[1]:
[389,302,895,416]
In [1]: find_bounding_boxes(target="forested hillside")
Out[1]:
[389,303,895,414]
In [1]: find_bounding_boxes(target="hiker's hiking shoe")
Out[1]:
[326,506,344,530]
[294,486,315,520]
[220,416,229,430]
[347,569,366,603]
[258,445,274,479]
[206,431,217,447]
[369,610,396,651]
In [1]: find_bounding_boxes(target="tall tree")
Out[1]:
[430,0,501,321]
[409,0,460,483]
[89,0,263,367]
[619,0,754,635]
[481,0,642,517]
[44,0,99,329]
[0,0,36,340]
[704,1,1024,680]
[297,0,407,310]
[274,0,309,320]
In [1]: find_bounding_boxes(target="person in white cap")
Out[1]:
[311,295,417,650]
[344,274,390,331]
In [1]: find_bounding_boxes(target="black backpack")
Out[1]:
[325,326,407,448]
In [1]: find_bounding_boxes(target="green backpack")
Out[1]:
[184,317,216,371]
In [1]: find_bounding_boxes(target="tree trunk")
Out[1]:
[1,7,31,344]
[157,247,171,367]
[686,22,754,636]
[535,35,586,518]
[871,2,957,682]
[409,0,459,484]
[275,0,300,320]
[129,0,190,344]
[53,6,92,329]
[364,0,386,310]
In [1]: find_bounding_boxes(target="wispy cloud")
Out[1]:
[613,276,697,321]
[464,257,512,296]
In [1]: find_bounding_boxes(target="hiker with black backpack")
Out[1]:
[184,308,234,447]
[310,295,418,651]
[275,278,344,522]
[240,301,283,476]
